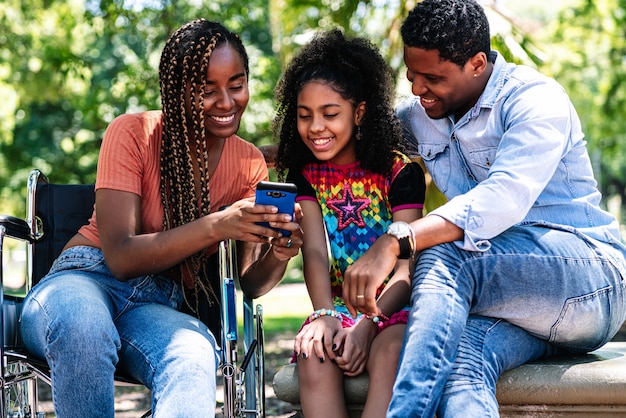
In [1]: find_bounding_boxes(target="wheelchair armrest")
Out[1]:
[0,215,35,242]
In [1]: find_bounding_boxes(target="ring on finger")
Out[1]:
[286,238,293,248]
[356,294,365,299]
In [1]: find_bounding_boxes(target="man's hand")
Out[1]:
[343,234,399,317]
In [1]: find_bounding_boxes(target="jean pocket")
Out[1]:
[128,274,180,309]
[550,285,613,352]
[48,246,107,276]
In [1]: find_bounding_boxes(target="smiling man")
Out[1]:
[342,0,626,417]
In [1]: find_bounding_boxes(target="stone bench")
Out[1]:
[272,341,626,417]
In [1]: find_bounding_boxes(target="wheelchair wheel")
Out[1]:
[239,303,265,418]
[2,362,45,418]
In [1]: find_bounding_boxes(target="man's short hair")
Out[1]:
[401,0,491,68]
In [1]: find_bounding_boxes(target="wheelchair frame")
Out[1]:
[0,169,265,418]
[219,238,265,418]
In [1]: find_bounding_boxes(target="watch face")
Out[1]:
[389,222,409,237]
[388,221,413,259]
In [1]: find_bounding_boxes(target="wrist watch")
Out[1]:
[386,221,415,259]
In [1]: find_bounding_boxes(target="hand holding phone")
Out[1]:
[255,181,297,236]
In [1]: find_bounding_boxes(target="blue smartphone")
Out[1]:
[255,181,297,236]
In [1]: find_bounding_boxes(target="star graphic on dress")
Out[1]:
[327,184,370,230]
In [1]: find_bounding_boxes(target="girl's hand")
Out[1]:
[333,319,377,376]
[294,316,342,362]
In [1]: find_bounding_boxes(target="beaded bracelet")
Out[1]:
[367,313,390,324]
[308,308,343,322]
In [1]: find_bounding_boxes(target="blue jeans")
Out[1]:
[388,225,626,418]
[20,246,220,418]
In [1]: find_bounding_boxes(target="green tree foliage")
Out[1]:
[269,0,412,84]
[0,0,279,214]
[545,0,626,203]
[3,0,625,220]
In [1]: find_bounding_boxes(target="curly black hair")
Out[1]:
[401,0,491,68]
[273,28,405,178]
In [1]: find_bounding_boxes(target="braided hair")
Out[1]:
[273,28,405,178]
[158,19,249,308]
[400,0,491,68]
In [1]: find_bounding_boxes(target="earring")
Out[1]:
[356,125,362,141]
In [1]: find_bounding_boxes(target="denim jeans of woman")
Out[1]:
[387,225,626,418]
[20,246,220,418]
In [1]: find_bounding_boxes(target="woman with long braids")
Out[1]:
[20,19,302,418]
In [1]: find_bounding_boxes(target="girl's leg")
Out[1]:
[116,302,220,418]
[362,324,405,418]
[297,353,349,418]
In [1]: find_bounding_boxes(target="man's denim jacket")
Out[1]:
[396,51,622,252]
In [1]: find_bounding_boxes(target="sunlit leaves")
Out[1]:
[544,0,626,200]
[3,0,626,219]
[1,0,279,216]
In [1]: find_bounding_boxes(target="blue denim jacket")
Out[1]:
[397,51,622,252]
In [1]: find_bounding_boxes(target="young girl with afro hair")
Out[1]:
[273,28,426,417]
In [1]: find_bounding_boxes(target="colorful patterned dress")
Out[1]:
[288,152,426,330]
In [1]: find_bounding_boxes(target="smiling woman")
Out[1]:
[199,45,249,141]
[18,18,304,418]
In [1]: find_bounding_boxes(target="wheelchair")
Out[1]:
[0,169,265,418]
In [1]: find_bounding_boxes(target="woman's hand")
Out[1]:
[333,319,377,376]
[238,202,303,299]
[269,202,303,261]
[213,199,289,243]
[294,315,342,362]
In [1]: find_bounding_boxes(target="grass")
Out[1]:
[256,284,310,316]
[263,316,305,337]
[238,281,311,341]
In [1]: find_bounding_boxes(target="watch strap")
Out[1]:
[397,233,413,259]
[387,221,415,259]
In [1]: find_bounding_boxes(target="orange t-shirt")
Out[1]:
[78,110,268,255]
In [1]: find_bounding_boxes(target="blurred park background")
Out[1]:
[3,0,626,285]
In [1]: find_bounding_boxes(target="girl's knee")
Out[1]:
[367,350,400,376]
[297,357,341,388]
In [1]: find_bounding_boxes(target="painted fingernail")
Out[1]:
[302,353,307,359]
[332,344,337,351]
[319,357,324,363]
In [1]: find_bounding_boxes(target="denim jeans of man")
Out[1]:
[387,225,626,418]
[20,246,221,418]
